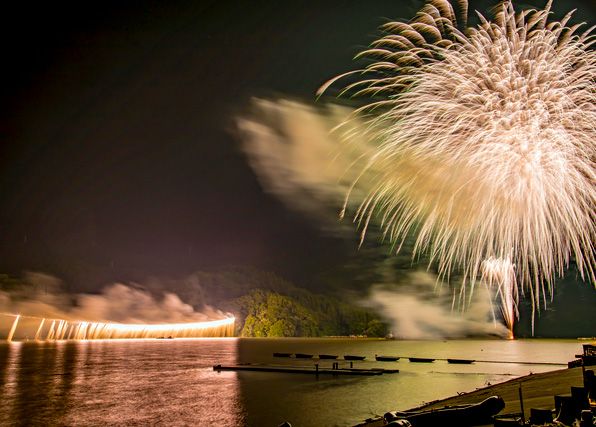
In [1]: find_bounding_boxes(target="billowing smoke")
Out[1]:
[238,98,371,231]
[366,271,509,339]
[0,272,71,321]
[0,272,228,337]
[71,284,224,323]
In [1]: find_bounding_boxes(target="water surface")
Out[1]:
[0,338,580,426]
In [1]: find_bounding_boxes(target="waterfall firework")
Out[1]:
[321,0,595,331]
[2,313,235,341]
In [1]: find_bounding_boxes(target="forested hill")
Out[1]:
[150,267,388,338]
[0,268,389,338]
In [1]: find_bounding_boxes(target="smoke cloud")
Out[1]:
[0,272,228,337]
[238,98,373,231]
[366,271,509,339]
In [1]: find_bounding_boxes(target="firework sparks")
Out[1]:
[7,315,20,342]
[2,313,235,341]
[481,257,518,339]
[322,0,595,330]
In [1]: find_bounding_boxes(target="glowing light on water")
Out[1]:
[7,315,20,342]
[64,317,236,339]
[481,258,518,339]
[34,318,45,341]
[322,0,595,330]
[2,313,235,341]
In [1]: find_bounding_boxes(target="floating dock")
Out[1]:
[393,356,565,366]
[213,364,399,376]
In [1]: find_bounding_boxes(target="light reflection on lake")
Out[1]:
[0,339,242,426]
[0,338,581,426]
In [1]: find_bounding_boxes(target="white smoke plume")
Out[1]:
[238,98,371,230]
[367,271,509,339]
[0,272,227,337]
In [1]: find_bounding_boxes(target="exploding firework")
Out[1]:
[321,0,595,331]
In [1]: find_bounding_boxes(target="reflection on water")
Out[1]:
[0,338,581,426]
[235,338,579,426]
[0,339,242,426]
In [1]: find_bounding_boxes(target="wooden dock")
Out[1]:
[213,364,399,376]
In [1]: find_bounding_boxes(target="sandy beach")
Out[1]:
[358,366,588,426]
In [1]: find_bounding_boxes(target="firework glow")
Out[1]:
[320,0,595,333]
[1,313,235,341]
[481,257,518,339]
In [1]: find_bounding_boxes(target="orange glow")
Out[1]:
[2,313,235,341]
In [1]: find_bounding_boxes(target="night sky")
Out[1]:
[1,0,594,325]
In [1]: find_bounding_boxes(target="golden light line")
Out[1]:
[95,317,235,332]
[1,312,235,341]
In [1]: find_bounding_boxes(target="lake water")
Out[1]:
[0,338,581,426]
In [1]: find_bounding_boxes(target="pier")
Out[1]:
[213,364,399,376]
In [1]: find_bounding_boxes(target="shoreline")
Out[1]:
[357,366,586,426]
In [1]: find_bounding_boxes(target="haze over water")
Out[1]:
[0,338,580,426]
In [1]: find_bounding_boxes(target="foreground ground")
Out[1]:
[420,366,584,414]
[358,367,586,426]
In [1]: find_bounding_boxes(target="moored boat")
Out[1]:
[295,353,314,359]
[273,352,292,358]
[447,358,474,364]
[318,354,338,359]
[344,355,366,361]
[409,357,434,363]
[375,355,399,362]
[384,395,505,427]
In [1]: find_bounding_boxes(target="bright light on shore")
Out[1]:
[2,313,235,341]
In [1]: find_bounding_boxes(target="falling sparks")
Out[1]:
[481,257,518,339]
[34,318,45,341]
[322,0,595,330]
[2,313,235,342]
[7,315,20,342]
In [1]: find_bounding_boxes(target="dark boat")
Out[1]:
[344,355,366,361]
[273,352,292,358]
[294,353,314,359]
[318,354,338,359]
[385,395,505,427]
[375,355,400,362]
[447,358,475,364]
[409,357,435,363]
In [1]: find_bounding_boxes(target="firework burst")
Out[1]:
[321,0,595,329]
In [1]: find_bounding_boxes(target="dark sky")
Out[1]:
[1,0,594,303]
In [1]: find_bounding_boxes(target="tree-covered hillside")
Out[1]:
[0,269,389,338]
[153,267,389,337]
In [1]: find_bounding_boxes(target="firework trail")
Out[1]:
[481,257,518,338]
[320,0,595,331]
